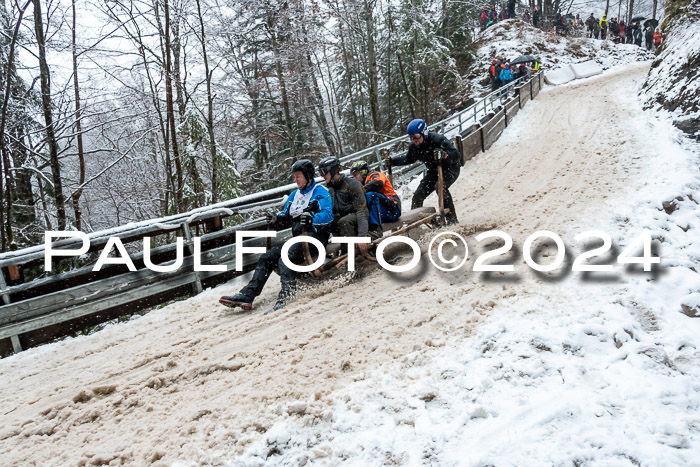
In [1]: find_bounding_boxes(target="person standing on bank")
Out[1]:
[219,159,333,313]
[383,119,461,225]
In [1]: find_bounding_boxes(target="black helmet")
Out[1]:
[291,159,315,183]
[350,161,370,177]
[318,156,341,178]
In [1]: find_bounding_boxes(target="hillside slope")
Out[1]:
[468,19,652,95]
[641,0,700,139]
[1,61,699,465]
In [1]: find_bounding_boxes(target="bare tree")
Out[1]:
[33,0,67,229]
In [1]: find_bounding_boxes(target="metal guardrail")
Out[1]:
[0,73,542,355]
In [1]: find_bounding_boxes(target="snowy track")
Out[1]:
[1,62,699,465]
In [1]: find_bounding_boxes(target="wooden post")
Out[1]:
[383,149,394,186]
[435,149,445,217]
[182,222,203,294]
[8,265,20,281]
[0,270,10,305]
[11,335,22,353]
[302,233,321,278]
[374,148,382,171]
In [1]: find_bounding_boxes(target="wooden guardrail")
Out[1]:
[0,73,543,356]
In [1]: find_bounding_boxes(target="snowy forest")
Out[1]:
[0,0,664,251]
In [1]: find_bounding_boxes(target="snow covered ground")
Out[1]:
[1,61,699,465]
[469,19,653,95]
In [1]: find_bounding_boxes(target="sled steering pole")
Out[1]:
[435,149,446,219]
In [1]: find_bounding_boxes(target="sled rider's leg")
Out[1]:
[412,172,438,210]
[439,166,461,225]
[239,245,283,299]
[276,241,307,303]
[337,213,358,237]
[365,193,383,228]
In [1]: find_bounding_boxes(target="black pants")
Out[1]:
[240,232,329,302]
[412,165,461,224]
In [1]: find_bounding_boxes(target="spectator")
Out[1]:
[500,62,514,87]
[645,26,654,50]
[522,9,531,23]
[599,15,609,40]
[626,21,634,43]
[489,6,498,22]
[618,21,626,44]
[489,58,502,91]
[653,28,662,49]
[586,14,597,38]
[610,17,620,41]
[554,10,562,35]
[479,7,489,31]
[533,6,539,27]
[633,23,643,46]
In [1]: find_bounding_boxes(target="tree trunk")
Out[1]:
[605,0,611,17]
[195,0,219,203]
[300,23,337,156]
[0,1,31,250]
[652,0,657,20]
[33,0,67,229]
[267,26,296,159]
[163,0,184,211]
[627,0,634,25]
[71,0,85,231]
[363,0,380,142]
[337,21,361,150]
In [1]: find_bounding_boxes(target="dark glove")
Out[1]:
[265,212,278,228]
[299,212,314,230]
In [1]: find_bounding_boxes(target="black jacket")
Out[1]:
[391,132,462,173]
[327,174,369,236]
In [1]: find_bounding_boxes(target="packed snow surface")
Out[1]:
[1,62,699,465]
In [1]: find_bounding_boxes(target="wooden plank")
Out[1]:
[461,125,482,159]
[482,109,506,151]
[504,96,520,126]
[518,81,531,108]
[531,76,540,99]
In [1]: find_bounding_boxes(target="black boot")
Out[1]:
[219,292,254,310]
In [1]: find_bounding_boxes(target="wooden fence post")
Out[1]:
[182,222,203,295]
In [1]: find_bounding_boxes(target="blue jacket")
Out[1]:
[278,181,333,228]
[500,67,514,81]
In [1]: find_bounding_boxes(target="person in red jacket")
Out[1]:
[653,29,662,49]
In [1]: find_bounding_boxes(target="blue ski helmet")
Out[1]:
[407,118,426,136]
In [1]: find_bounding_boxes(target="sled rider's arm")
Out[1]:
[311,188,334,227]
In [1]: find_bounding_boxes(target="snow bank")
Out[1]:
[570,60,604,79]
[544,65,576,85]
